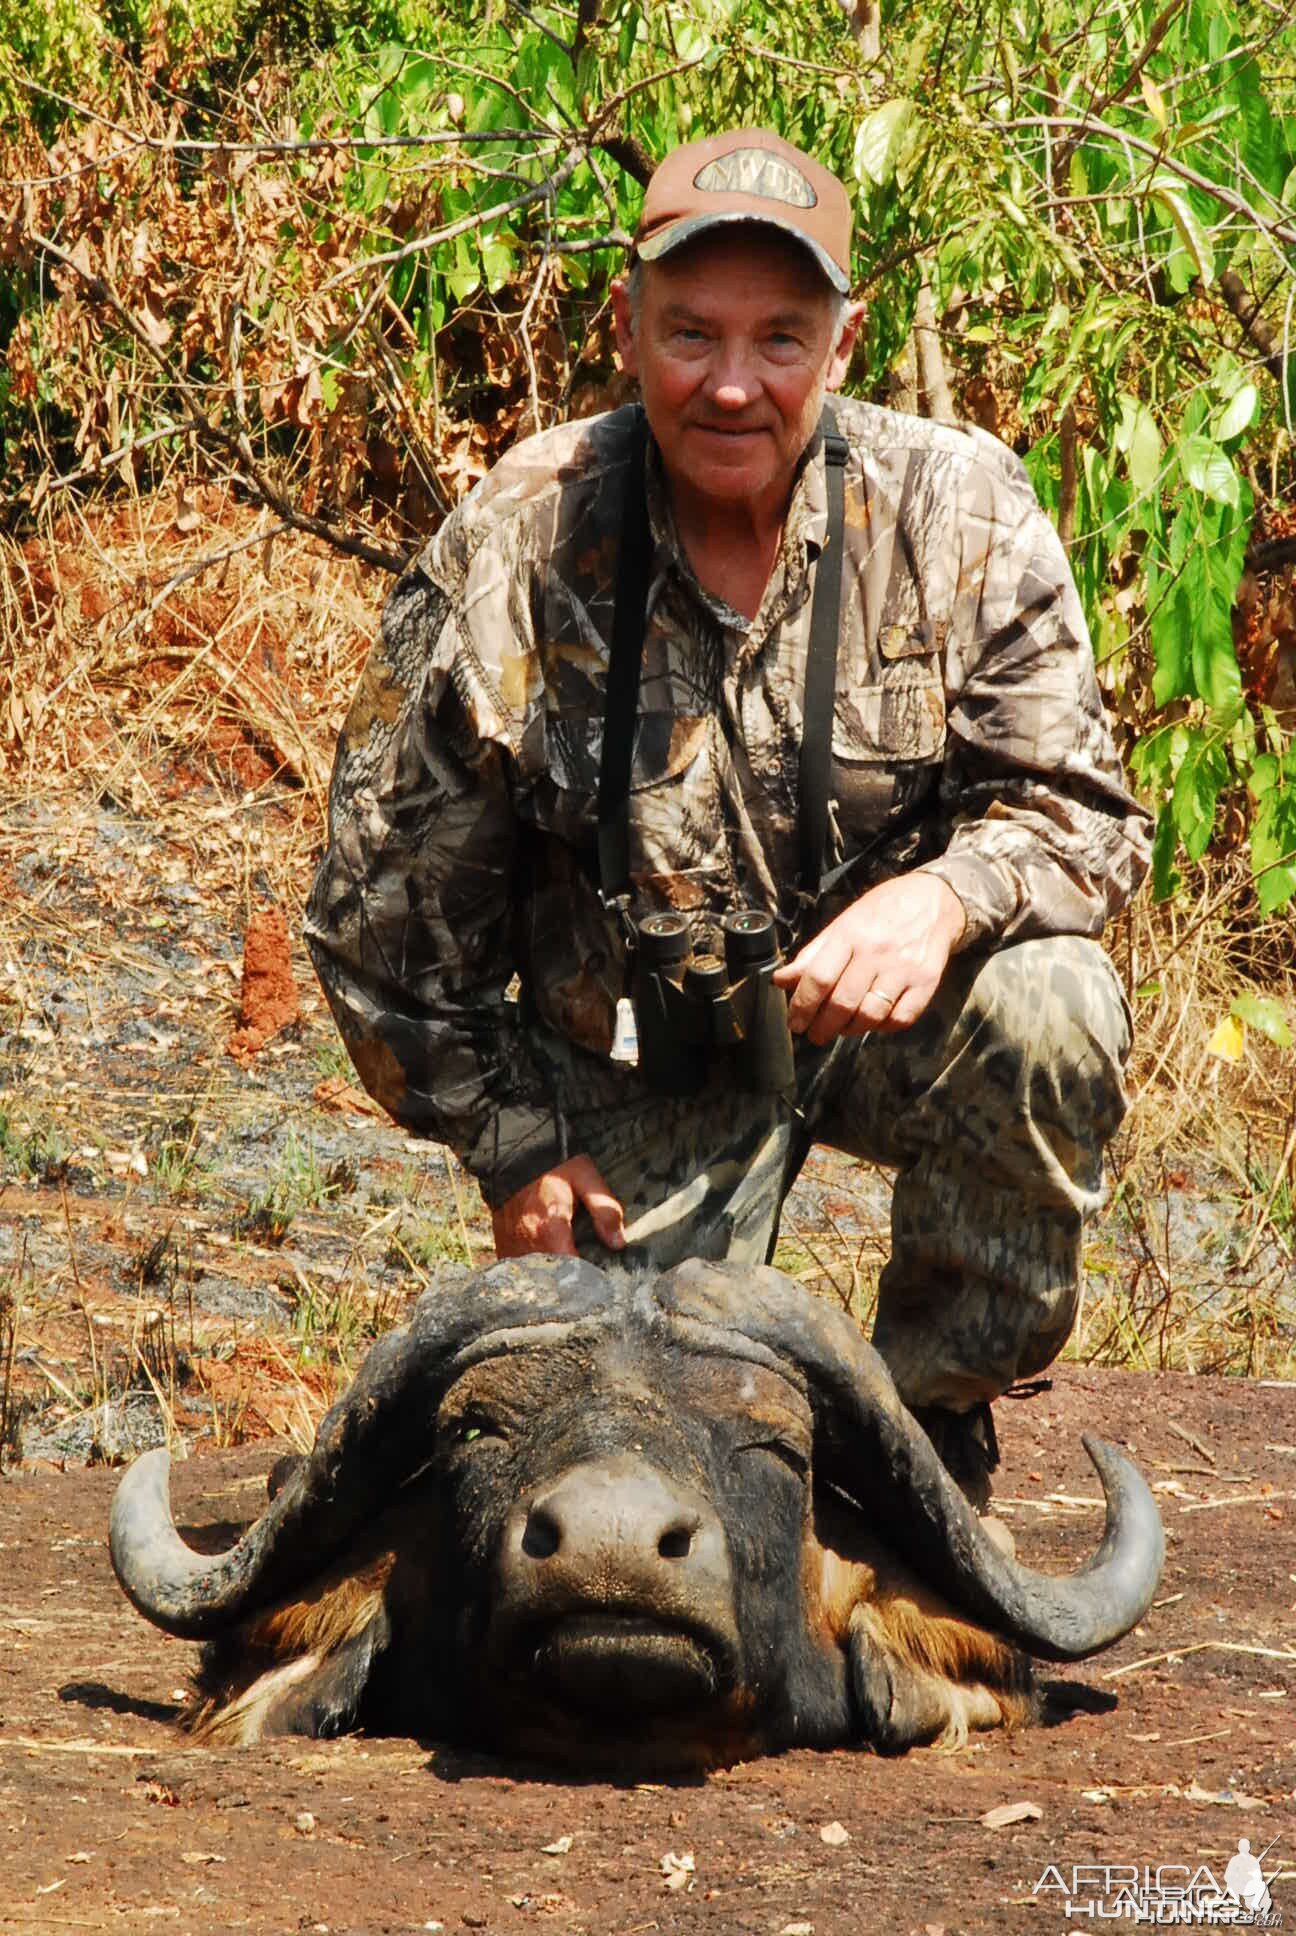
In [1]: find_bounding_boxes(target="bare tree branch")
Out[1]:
[1247,536,1296,574]
[28,227,409,575]
[596,132,654,187]
[573,0,602,62]
[1005,113,1296,251]
[914,279,955,422]
[1219,269,1290,382]
[1060,0,1187,168]
[1058,407,1079,547]
[837,0,880,62]
[887,336,918,415]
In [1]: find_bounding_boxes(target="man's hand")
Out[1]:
[492,1155,627,1259]
[772,873,966,1046]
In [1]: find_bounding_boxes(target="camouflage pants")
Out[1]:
[528,935,1131,1413]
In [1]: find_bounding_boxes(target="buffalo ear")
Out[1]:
[846,1603,1036,1753]
[261,1609,391,1740]
[191,1607,391,1746]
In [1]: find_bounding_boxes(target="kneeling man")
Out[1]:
[307,128,1150,1507]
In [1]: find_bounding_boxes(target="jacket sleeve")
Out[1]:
[918,446,1151,948]
[304,559,568,1210]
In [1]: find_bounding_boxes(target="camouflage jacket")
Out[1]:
[306,399,1150,1207]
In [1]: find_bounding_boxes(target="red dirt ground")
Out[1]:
[2,1364,1294,1936]
[227,907,303,1066]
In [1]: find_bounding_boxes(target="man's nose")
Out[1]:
[705,346,759,410]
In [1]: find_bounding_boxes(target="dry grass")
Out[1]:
[1085,876,1296,1377]
[0,480,384,920]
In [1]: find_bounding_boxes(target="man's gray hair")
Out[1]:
[625,255,850,339]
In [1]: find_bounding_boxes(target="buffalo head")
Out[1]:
[110,1258,1163,1767]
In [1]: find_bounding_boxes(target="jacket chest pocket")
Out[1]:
[833,625,946,768]
[537,711,713,834]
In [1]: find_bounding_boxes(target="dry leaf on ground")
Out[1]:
[312,1074,385,1119]
[980,1800,1043,1830]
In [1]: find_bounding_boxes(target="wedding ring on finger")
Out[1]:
[864,985,898,1011]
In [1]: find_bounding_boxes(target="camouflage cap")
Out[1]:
[633,129,852,296]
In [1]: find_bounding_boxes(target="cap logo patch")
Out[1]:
[693,149,818,209]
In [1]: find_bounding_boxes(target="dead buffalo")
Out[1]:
[110,1256,1163,1768]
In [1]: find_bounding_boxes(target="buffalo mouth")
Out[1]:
[524,1612,732,1713]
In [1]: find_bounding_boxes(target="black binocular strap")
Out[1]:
[797,410,849,903]
[597,404,849,915]
[596,407,654,918]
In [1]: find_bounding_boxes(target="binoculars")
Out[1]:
[630,909,796,1098]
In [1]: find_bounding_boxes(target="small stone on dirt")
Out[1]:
[660,1850,695,1891]
[294,1810,316,1835]
[818,1820,849,1846]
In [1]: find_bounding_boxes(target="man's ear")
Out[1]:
[826,300,867,391]
[610,276,639,377]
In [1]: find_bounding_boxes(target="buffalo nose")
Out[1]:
[520,1491,698,1563]
[501,1454,729,1608]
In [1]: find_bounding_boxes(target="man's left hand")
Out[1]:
[772,873,967,1045]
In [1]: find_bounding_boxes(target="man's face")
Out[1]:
[612,230,861,515]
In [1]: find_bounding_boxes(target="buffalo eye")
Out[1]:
[448,1411,506,1449]
[738,1436,810,1482]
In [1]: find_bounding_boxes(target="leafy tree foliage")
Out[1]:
[4,0,1296,913]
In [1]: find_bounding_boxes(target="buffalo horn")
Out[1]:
[660,1260,1164,1661]
[110,1256,614,1638]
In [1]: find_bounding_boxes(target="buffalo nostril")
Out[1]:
[521,1506,561,1560]
[658,1521,694,1560]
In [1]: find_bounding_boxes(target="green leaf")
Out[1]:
[1214,382,1257,444]
[1170,728,1229,862]
[1152,180,1215,285]
[1150,802,1182,901]
[1151,486,1251,710]
[853,100,915,187]
[1249,753,1280,800]
[1251,783,1296,914]
[1178,435,1238,507]
[479,236,514,292]
[1115,394,1162,495]
[1229,994,1293,1048]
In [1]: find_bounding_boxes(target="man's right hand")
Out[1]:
[492,1155,627,1259]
